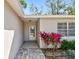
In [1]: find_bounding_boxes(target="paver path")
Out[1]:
[15,41,46,59]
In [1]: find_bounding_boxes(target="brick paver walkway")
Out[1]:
[15,41,46,59]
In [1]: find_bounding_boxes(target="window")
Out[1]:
[68,23,75,36]
[57,23,67,36]
[57,22,75,36]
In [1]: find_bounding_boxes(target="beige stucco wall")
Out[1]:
[24,22,29,41]
[40,18,74,32]
[4,2,23,59]
[39,18,75,48]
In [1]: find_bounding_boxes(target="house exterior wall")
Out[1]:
[39,18,75,48]
[4,2,23,59]
[24,22,29,41]
[40,18,74,32]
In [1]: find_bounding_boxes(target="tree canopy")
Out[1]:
[20,0,27,8]
[20,0,75,15]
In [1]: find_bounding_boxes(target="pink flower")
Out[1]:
[39,32,62,53]
[39,32,50,44]
[50,33,62,43]
[39,32,62,45]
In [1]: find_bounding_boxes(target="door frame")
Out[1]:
[29,25,36,41]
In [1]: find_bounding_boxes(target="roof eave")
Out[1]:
[23,15,75,19]
[5,0,24,17]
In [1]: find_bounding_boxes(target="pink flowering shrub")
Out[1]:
[50,33,62,43]
[39,32,49,44]
[39,32,62,44]
[39,32,62,49]
[39,32,62,56]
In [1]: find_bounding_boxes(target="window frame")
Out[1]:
[57,22,75,37]
[29,25,36,40]
[68,22,75,36]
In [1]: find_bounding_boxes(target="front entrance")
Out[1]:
[24,20,37,41]
[29,25,36,40]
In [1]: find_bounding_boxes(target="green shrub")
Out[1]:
[60,40,75,50]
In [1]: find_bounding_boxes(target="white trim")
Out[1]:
[17,0,25,15]
[61,36,75,40]
[23,15,75,19]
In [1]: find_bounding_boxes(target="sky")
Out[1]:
[22,0,74,15]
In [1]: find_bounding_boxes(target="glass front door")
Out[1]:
[29,25,36,40]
